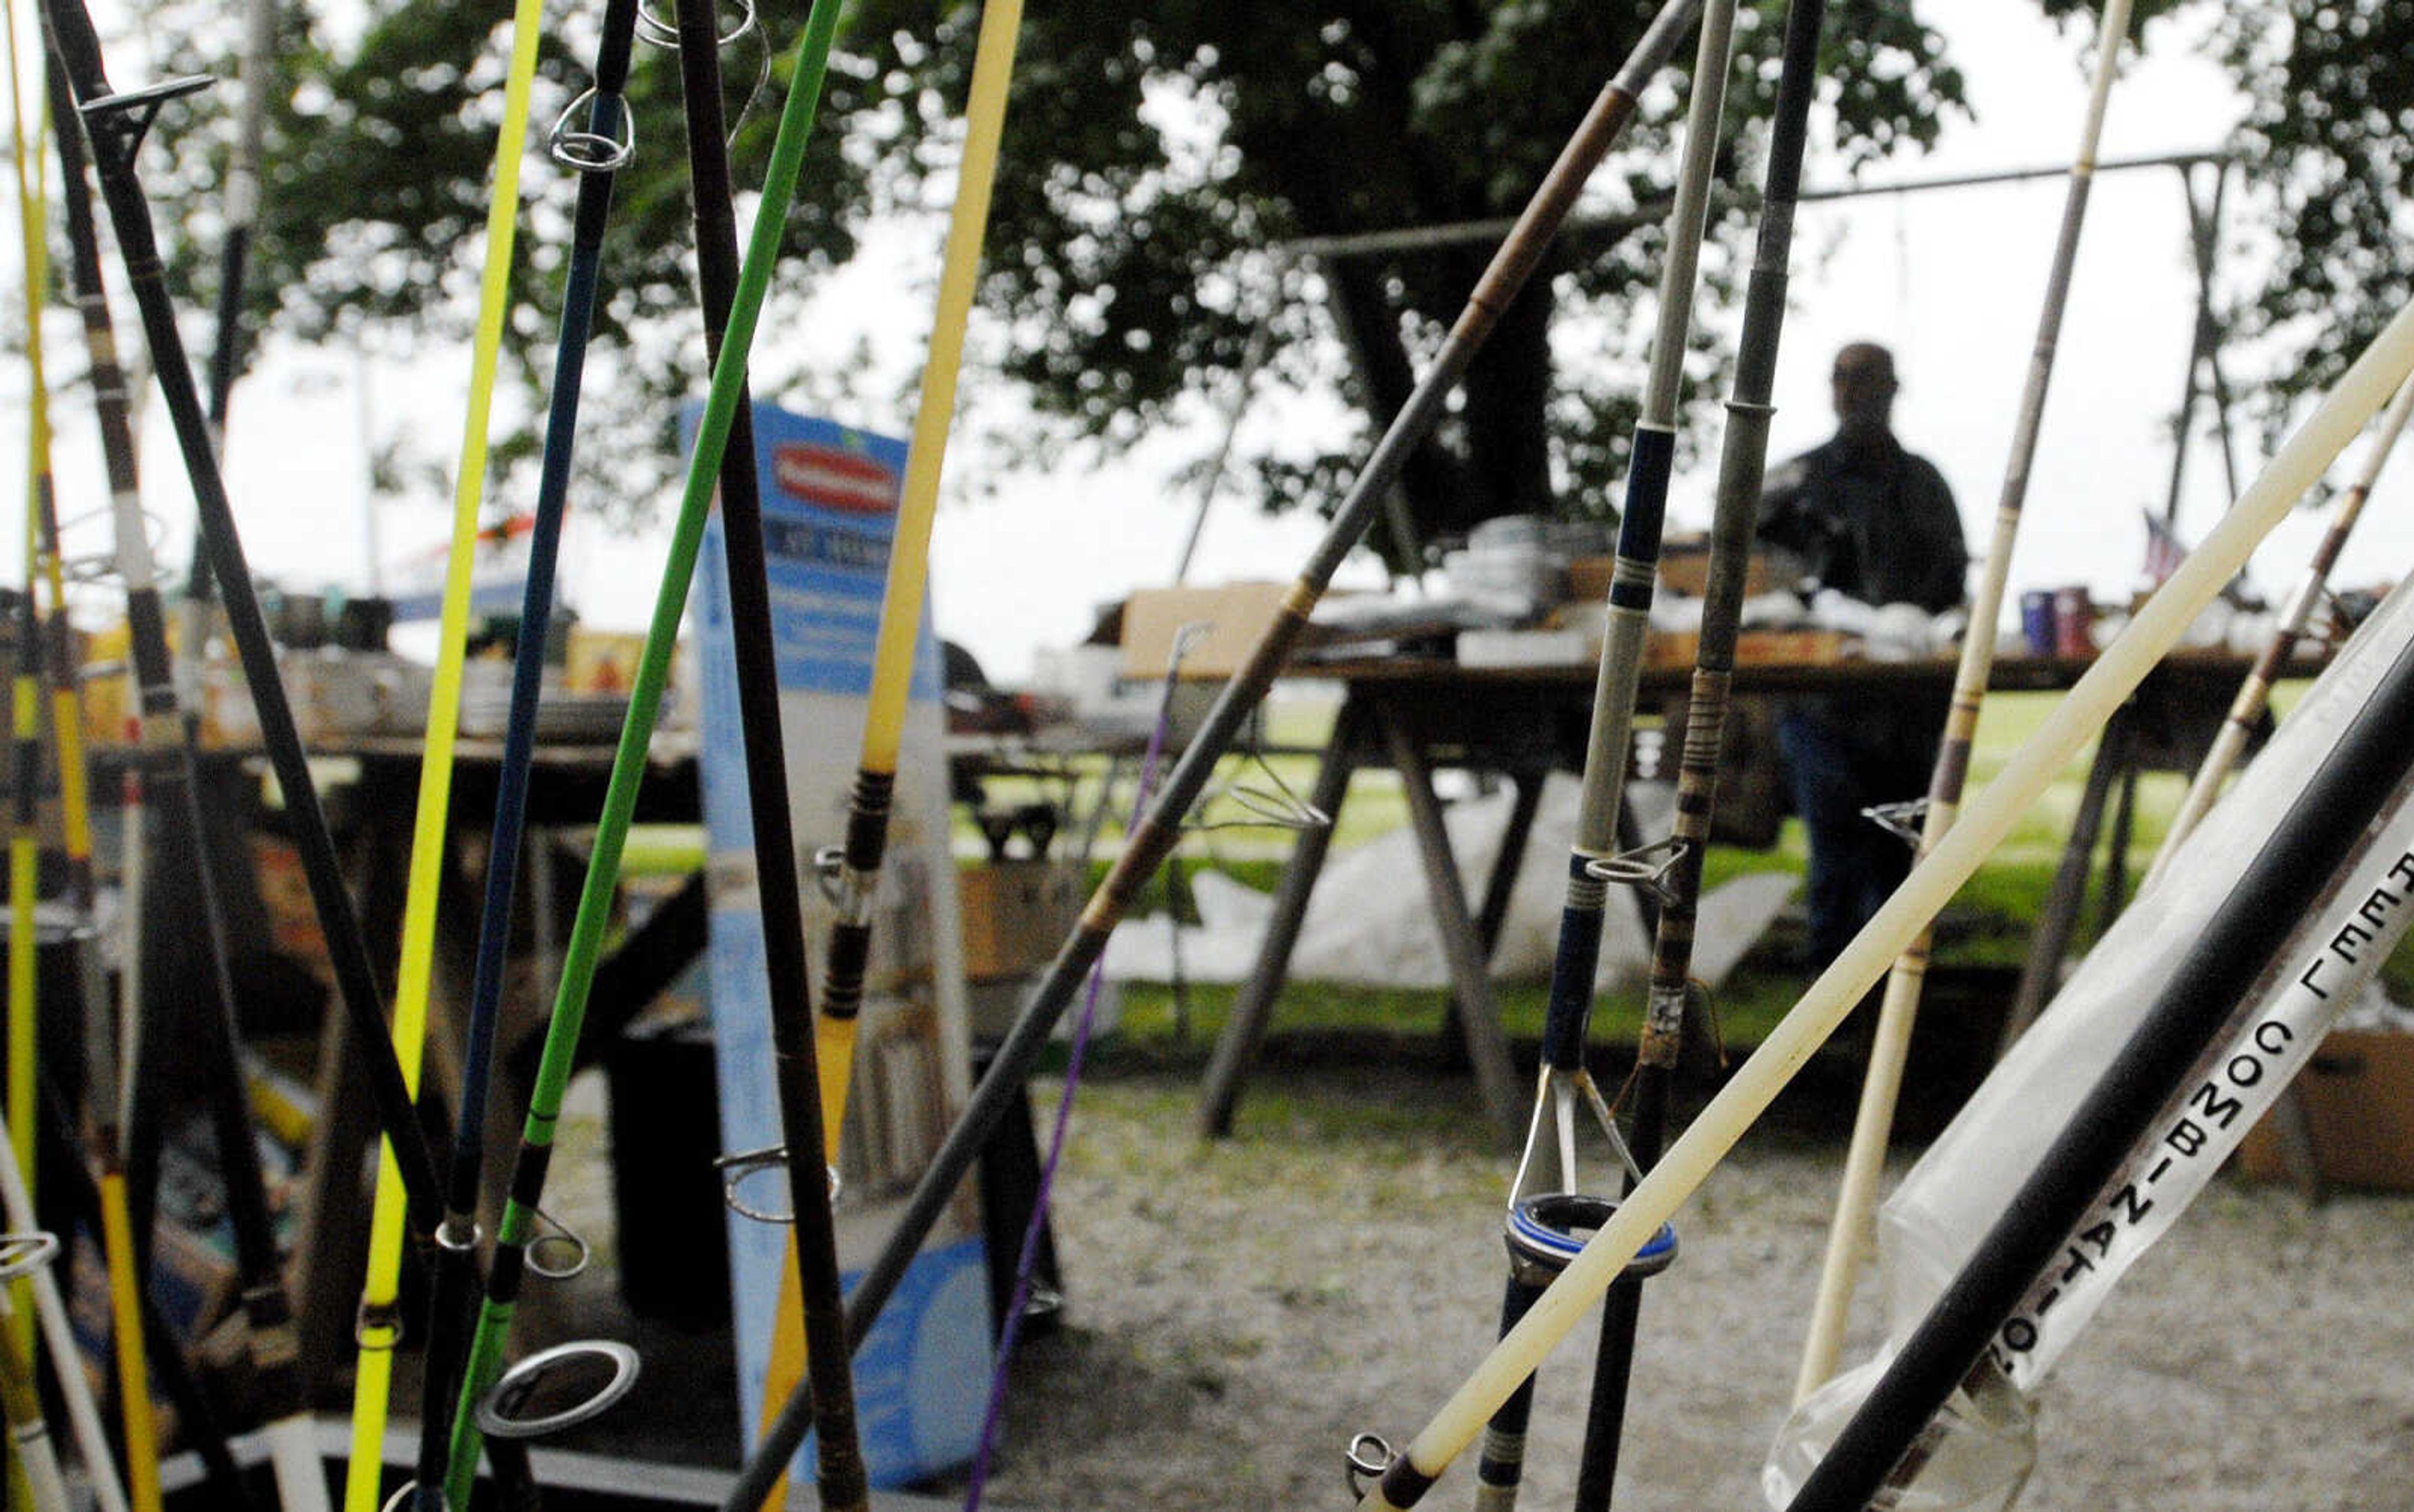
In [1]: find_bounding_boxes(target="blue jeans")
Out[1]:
[1778,709,1925,970]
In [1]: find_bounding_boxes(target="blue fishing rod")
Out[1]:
[409,0,647,1503]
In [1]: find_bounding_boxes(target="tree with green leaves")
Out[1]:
[96,1,2406,559]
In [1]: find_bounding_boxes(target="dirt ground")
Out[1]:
[943,1056,2414,1512]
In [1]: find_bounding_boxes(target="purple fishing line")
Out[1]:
[962,644,1191,1511]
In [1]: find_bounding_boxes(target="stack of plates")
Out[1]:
[458,667,632,743]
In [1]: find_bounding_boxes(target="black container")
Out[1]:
[605,1015,730,1329]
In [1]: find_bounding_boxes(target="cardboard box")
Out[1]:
[1121,582,1292,680]
[1656,538,1778,599]
[2237,1029,2414,1191]
[957,860,1084,981]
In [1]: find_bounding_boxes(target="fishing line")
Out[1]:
[1795,0,2139,1406]
[961,624,1199,1512]
[730,2,1711,1499]
[339,0,551,1501]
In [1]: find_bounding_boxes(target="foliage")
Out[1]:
[2036,0,2414,444]
[82,0,1980,551]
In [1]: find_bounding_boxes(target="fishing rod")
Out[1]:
[434,0,856,1500]
[11,31,152,1511]
[1337,293,2414,1512]
[1794,0,2137,1404]
[729,1,1711,1499]
[1763,580,2414,1505]
[44,46,196,1512]
[338,0,548,1503]
[807,0,1020,1156]
[1532,1,1826,1505]
[405,1,649,1505]
[0,1234,70,1512]
[3,6,54,1365]
[657,0,868,1504]
[34,1078,255,1509]
[206,0,272,425]
[962,627,1196,1512]
[35,15,350,1511]
[2140,375,2414,888]
[1780,599,2414,1512]
[742,0,1026,1496]
[40,0,463,1372]
[1469,5,1735,1509]
[0,1081,121,1512]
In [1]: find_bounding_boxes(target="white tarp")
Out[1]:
[1105,773,1799,990]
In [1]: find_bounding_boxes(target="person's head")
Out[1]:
[1831,341,1898,440]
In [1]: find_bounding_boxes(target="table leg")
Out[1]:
[1377,703,1522,1149]
[2000,712,2130,1056]
[1438,767,1545,1068]
[1196,699,1365,1139]
[2097,762,2141,935]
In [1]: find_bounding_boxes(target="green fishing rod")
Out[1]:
[436,0,853,1503]
[659,0,868,1503]
[404,0,651,1504]
[1470,6,1734,1509]
[730,1,1710,1500]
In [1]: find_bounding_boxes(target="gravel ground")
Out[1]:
[951,1057,2414,1512]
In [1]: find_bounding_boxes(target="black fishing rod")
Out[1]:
[1472,5,1736,1508]
[660,0,868,1504]
[37,0,451,1260]
[410,0,647,1505]
[1783,610,2414,1512]
[725,1,1710,1499]
[1576,0,1830,1501]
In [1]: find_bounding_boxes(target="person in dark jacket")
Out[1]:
[1756,342,1968,969]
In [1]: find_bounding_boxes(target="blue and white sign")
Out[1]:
[688,404,982,1489]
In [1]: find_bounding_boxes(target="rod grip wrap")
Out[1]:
[1611,426,1676,599]
[1541,890,1607,1069]
[823,922,870,1022]
[126,593,176,709]
[843,770,894,873]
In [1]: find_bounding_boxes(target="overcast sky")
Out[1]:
[11,4,2411,683]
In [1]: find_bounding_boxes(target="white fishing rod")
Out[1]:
[2141,375,2414,887]
[1795,0,2138,1403]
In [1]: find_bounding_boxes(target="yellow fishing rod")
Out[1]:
[4,4,54,1396]
[35,35,163,1512]
[339,2,548,1506]
[752,0,1025,1479]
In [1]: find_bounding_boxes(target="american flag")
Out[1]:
[2141,509,2188,587]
